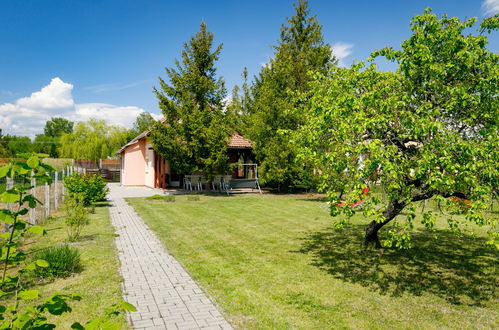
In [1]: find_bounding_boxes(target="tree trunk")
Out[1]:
[365,199,406,247]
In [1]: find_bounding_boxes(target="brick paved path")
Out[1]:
[108,184,232,330]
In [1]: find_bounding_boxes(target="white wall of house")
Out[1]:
[145,142,155,188]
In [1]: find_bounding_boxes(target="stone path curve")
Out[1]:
[107,183,232,330]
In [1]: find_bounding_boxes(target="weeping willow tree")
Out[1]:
[59,119,130,160]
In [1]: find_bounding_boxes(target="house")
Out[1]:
[117,130,256,189]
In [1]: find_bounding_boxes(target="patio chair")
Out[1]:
[221,175,232,191]
[212,175,223,191]
[183,175,193,191]
[192,175,203,191]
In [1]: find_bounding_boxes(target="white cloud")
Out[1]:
[482,0,499,15]
[331,42,354,67]
[0,77,151,137]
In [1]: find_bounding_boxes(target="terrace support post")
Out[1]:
[29,176,36,224]
[44,173,50,218]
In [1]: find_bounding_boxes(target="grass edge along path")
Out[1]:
[12,202,128,329]
[127,194,498,329]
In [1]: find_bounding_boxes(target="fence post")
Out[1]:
[54,171,59,210]
[45,173,50,218]
[62,169,66,203]
[30,176,36,224]
[6,177,13,212]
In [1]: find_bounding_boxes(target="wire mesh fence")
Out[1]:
[0,167,76,224]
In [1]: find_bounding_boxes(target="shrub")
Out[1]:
[31,245,82,278]
[146,194,166,200]
[64,173,109,206]
[65,193,89,241]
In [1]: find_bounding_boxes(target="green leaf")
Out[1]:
[35,259,50,268]
[18,289,39,300]
[71,323,85,330]
[120,302,137,312]
[24,262,36,271]
[27,156,40,169]
[0,166,10,179]
[0,191,19,203]
[0,212,15,224]
[27,225,46,235]
[17,208,29,216]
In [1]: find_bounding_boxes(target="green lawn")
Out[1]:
[15,202,127,328]
[127,194,498,329]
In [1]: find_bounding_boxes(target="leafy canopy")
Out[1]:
[295,10,498,248]
[248,0,333,190]
[44,117,74,137]
[150,22,231,177]
[59,119,129,160]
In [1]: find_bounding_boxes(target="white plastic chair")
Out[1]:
[183,175,193,191]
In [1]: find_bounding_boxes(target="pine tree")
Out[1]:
[150,23,230,178]
[248,0,334,191]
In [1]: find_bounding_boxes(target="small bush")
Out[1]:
[64,173,109,206]
[146,194,166,200]
[65,193,89,241]
[32,245,82,278]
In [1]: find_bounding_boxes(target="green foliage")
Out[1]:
[64,193,90,241]
[295,9,498,247]
[150,23,232,179]
[226,68,253,131]
[31,245,82,278]
[44,117,74,138]
[71,302,136,330]
[145,194,175,202]
[59,119,129,160]
[0,155,132,329]
[0,154,52,281]
[63,173,109,207]
[0,155,81,329]
[133,112,156,134]
[247,0,333,190]
[0,135,34,157]
[33,134,59,158]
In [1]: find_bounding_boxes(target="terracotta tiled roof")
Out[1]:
[228,133,253,149]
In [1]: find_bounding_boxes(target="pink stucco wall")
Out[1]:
[121,138,146,186]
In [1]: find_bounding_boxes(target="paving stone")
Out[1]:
[107,183,232,330]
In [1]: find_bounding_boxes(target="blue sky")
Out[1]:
[0,0,497,136]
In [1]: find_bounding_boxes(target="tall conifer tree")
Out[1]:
[150,23,230,177]
[249,0,333,190]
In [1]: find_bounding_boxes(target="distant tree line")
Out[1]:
[0,112,156,160]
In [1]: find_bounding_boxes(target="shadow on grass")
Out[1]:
[298,224,498,305]
[94,201,111,207]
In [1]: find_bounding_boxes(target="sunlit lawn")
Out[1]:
[128,194,498,329]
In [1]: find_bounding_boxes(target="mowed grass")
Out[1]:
[127,194,498,329]
[128,195,499,329]
[12,202,127,328]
